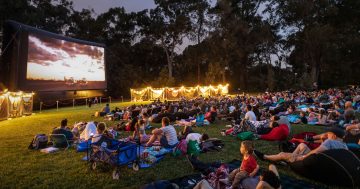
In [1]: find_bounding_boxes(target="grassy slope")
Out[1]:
[0,102,348,189]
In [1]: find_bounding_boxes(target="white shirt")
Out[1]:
[245,111,257,121]
[186,133,202,143]
[229,106,235,113]
[160,125,178,145]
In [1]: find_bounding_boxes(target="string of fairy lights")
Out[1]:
[0,89,35,119]
[130,84,229,101]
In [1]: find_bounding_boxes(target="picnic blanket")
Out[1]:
[142,160,323,189]
[228,160,323,189]
[287,114,300,123]
[137,146,173,169]
[297,104,316,112]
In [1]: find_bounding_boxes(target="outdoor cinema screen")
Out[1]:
[26,33,106,91]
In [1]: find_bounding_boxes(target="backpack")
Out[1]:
[28,134,48,149]
[236,131,254,140]
[173,139,188,157]
[187,140,201,156]
[201,139,225,152]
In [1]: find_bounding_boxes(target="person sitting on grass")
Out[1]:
[99,103,110,116]
[142,113,152,129]
[254,126,348,163]
[245,105,257,121]
[222,141,259,189]
[316,109,327,125]
[146,117,178,148]
[52,119,74,141]
[307,108,317,123]
[92,122,107,143]
[205,106,217,123]
[130,119,148,143]
[91,122,115,148]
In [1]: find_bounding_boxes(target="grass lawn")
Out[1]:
[0,101,349,188]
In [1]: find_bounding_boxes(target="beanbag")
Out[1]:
[290,149,360,187]
[260,124,289,141]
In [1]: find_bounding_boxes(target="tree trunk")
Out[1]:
[267,64,274,91]
[197,62,201,84]
[310,62,320,88]
[222,70,226,83]
[163,46,173,78]
[239,55,248,90]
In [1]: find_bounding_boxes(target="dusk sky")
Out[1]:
[71,1,218,53]
[71,0,157,14]
[27,34,105,81]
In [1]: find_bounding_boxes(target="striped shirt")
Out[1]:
[160,125,178,145]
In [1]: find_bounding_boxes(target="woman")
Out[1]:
[131,119,148,143]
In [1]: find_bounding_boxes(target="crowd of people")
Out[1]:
[50,86,360,188]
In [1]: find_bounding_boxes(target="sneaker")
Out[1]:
[253,150,265,160]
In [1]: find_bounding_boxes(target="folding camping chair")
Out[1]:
[49,134,74,150]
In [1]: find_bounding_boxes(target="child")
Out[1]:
[92,122,106,143]
[299,111,308,124]
[228,141,259,188]
[131,119,148,143]
[307,108,317,122]
[316,109,327,125]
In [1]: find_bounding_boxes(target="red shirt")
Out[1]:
[240,155,257,174]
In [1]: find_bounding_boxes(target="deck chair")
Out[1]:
[49,134,73,150]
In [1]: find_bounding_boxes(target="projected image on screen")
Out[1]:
[26,33,106,91]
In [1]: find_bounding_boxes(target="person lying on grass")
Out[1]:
[221,141,259,189]
[145,117,178,148]
[185,133,209,144]
[254,126,348,163]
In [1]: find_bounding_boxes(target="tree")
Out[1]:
[140,0,197,79]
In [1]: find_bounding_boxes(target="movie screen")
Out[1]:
[26,33,106,91]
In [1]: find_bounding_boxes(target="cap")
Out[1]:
[327,126,345,138]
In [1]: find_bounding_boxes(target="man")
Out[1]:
[52,119,74,140]
[100,103,110,116]
[254,126,348,163]
[244,105,257,121]
[146,117,178,148]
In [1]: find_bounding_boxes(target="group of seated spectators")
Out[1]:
[50,86,360,188]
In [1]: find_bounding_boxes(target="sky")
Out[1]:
[71,0,218,53]
[69,1,285,67]
[71,0,157,14]
[27,34,105,81]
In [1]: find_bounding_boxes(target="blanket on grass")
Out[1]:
[142,160,323,189]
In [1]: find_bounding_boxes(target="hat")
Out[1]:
[327,126,345,138]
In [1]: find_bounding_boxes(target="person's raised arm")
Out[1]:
[346,123,360,131]
[152,128,163,135]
